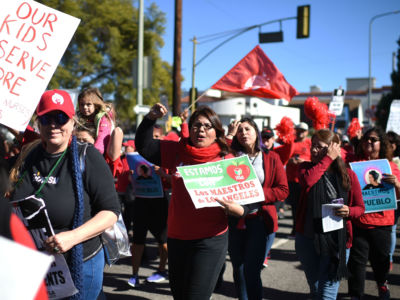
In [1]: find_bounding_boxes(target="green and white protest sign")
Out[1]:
[177,155,264,209]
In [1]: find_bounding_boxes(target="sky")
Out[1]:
[149,0,400,94]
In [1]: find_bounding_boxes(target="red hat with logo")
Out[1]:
[36,89,75,118]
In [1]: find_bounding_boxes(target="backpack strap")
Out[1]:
[77,141,89,174]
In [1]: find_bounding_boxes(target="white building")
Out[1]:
[181,77,391,132]
[182,91,300,132]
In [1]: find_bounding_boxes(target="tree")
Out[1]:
[37,0,172,129]
[375,37,400,129]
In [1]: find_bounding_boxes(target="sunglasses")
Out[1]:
[38,112,70,126]
[311,143,328,151]
[366,137,380,143]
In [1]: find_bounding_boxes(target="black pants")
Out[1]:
[167,232,228,300]
[348,225,391,297]
[287,182,301,232]
[132,197,168,244]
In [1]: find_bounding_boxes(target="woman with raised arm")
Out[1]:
[135,103,243,300]
[295,129,364,300]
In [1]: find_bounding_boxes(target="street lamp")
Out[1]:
[368,10,400,124]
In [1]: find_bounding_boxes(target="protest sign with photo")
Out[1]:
[349,159,398,213]
[126,152,164,198]
[10,195,78,299]
[177,155,264,209]
[0,0,80,131]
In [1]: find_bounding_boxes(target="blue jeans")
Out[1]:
[295,233,349,300]
[82,247,105,300]
[390,223,397,262]
[265,232,276,258]
[390,209,399,262]
[229,216,267,300]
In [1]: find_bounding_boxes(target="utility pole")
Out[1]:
[172,0,182,115]
[136,0,144,126]
[191,36,197,108]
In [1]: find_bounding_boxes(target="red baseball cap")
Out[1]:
[122,140,135,148]
[36,89,75,118]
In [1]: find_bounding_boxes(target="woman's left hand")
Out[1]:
[45,231,78,254]
[335,204,350,218]
[227,120,240,139]
[215,198,244,217]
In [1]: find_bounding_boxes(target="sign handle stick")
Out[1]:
[186,90,210,112]
[330,115,336,131]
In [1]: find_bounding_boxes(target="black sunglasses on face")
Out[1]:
[366,137,380,143]
[38,113,70,126]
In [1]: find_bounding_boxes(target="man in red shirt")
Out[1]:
[285,122,312,236]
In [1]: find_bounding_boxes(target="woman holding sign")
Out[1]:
[347,127,400,300]
[9,90,120,300]
[135,103,243,300]
[295,129,364,300]
[224,117,289,300]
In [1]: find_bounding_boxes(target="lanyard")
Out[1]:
[35,148,68,197]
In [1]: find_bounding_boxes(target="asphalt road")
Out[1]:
[103,208,400,299]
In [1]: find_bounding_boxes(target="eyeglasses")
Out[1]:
[366,137,380,143]
[311,143,328,151]
[38,112,70,126]
[192,122,214,131]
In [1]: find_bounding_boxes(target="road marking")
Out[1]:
[272,238,289,249]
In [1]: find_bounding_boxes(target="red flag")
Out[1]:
[211,45,298,101]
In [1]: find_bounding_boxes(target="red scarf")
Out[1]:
[178,138,222,164]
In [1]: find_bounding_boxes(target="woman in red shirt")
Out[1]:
[347,127,399,300]
[135,103,243,300]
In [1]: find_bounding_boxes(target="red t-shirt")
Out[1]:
[273,142,295,166]
[160,140,231,240]
[114,156,131,193]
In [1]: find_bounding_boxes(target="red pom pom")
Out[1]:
[347,118,362,139]
[304,97,333,130]
[275,117,295,143]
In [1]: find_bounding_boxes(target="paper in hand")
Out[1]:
[322,203,343,233]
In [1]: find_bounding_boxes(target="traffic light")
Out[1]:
[297,5,310,39]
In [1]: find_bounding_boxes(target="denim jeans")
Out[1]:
[390,223,397,262]
[295,233,348,300]
[265,232,276,258]
[82,247,105,300]
[229,216,267,300]
[390,209,399,262]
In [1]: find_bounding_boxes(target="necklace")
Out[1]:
[248,151,259,165]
